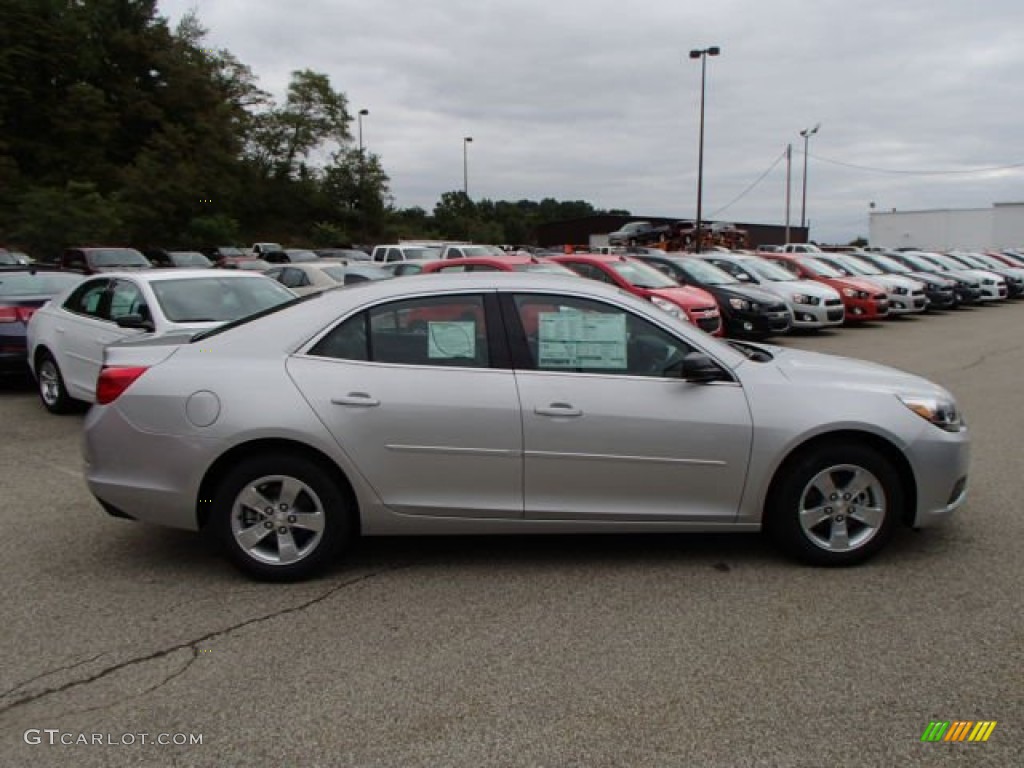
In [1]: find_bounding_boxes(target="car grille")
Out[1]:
[873,294,886,301]
[824,298,842,307]
[697,316,721,333]
[826,308,844,321]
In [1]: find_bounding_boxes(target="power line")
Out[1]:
[707,148,787,219]
[808,153,1024,176]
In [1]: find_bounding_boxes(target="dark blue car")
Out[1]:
[0,267,83,376]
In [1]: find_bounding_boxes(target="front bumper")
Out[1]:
[977,283,1007,301]
[924,288,957,309]
[722,306,791,337]
[843,297,889,322]
[909,425,970,528]
[788,301,845,329]
[887,293,928,314]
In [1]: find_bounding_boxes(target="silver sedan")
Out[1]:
[83,273,970,580]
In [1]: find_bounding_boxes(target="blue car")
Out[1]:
[0,267,83,376]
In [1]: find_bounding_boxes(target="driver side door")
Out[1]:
[503,293,753,522]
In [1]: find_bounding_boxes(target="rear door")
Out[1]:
[288,292,524,519]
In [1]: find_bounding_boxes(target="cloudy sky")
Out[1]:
[158,0,1023,243]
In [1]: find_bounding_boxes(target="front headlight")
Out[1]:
[893,286,909,295]
[842,288,870,299]
[650,296,687,321]
[898,394,964,432]
[791,293,820,306]
[728,297,750,310]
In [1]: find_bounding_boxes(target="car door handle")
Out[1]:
[331,392,380,407]
[534,403,582,417]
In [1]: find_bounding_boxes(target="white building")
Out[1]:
[869,202,1024,250]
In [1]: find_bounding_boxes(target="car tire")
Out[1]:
[213,454,354,581]
[36,351,76,414]
[766,442,902,566]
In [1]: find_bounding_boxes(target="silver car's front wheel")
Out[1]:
[768,443,902,566]
[214,455,353,581]
[798,464,887,553]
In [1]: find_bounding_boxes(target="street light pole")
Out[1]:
[463,136,473,198]
[799,123,820,236]
[357,108,369,156]
[689,46,720,253]
[785,143,792,244]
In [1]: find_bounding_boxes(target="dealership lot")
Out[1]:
[1,306,1021,766]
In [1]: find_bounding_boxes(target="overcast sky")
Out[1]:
[158,0,1024,243]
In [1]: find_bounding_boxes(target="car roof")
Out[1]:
[552,253,634,264]
[82,268,270,283]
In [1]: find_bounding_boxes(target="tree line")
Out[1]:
[0,0,625,258]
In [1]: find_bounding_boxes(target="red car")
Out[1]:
[761,253,889,322]
[419,255,577,276]
[549,253,723,335]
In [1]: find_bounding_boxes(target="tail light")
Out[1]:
[96,366,149,405]
[0,306,36,323]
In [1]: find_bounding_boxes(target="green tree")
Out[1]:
[13,182,124,259]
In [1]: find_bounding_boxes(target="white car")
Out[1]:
[264,263,350,295]
[27,269,296,413]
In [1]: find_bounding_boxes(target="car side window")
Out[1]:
[309,295,491,368]
[387,249,402,263]
[711,260,747,280]
[280,268,309,288]
[63,279,110,318]
[108,279,148,321]
[511,294,695,378]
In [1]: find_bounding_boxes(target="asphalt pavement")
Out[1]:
[1,303,1021,767]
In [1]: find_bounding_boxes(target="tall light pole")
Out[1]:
[785,143,792,244]
[357,108,369,155]
[689,46,720,253]
[463,136,473,198]
[799,123,820,235]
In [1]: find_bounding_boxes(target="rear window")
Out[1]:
[0,271,83,296]
[151,276,295,322]
[88,248,151,267]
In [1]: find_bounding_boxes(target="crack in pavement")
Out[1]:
[0,651,109,700]
[0,565,407,718]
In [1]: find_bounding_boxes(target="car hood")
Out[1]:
[646,285,717,308]
[908,272,954,288]
[863,274,921,291]
[771,346,948,398]
[708,283,786,306]
[829,276,886,294]
[767,280,840,299]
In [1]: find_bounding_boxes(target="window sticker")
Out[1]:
[427,321,476,359]
[537,311,627,369]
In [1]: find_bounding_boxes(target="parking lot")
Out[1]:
[1,304,1021,767]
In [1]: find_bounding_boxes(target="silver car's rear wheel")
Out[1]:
[767,443,901,566]
[214,455,353,581]
[230,475,326,566]
[36,352,75,414]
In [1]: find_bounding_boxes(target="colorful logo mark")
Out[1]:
[921,721,997,742]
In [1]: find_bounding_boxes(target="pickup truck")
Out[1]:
[57,247,152,274]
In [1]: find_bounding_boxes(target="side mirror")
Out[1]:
[735,272,751,282]
[116,314,155,331]
[679,352,726,383]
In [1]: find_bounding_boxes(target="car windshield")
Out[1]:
[799,257,844,278]
[609,260,677,288]
[513,263,577,275]
[896,254,939,272]
[0,251,20,265]
[460,246,504,257]
[837,256,881,275]
[151,276,295,323]
[921,253,962,270]
[236,259,271,270]
[867,254,911,273]
[89,248,150,267]
[169,252,212,267]
[0,271,82,296]
[745,258,798,282]
[401,248,438,260]
[951,254,986,269]
[321,266,347,282]
[286,250,319,262]
[672,258,738,285]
